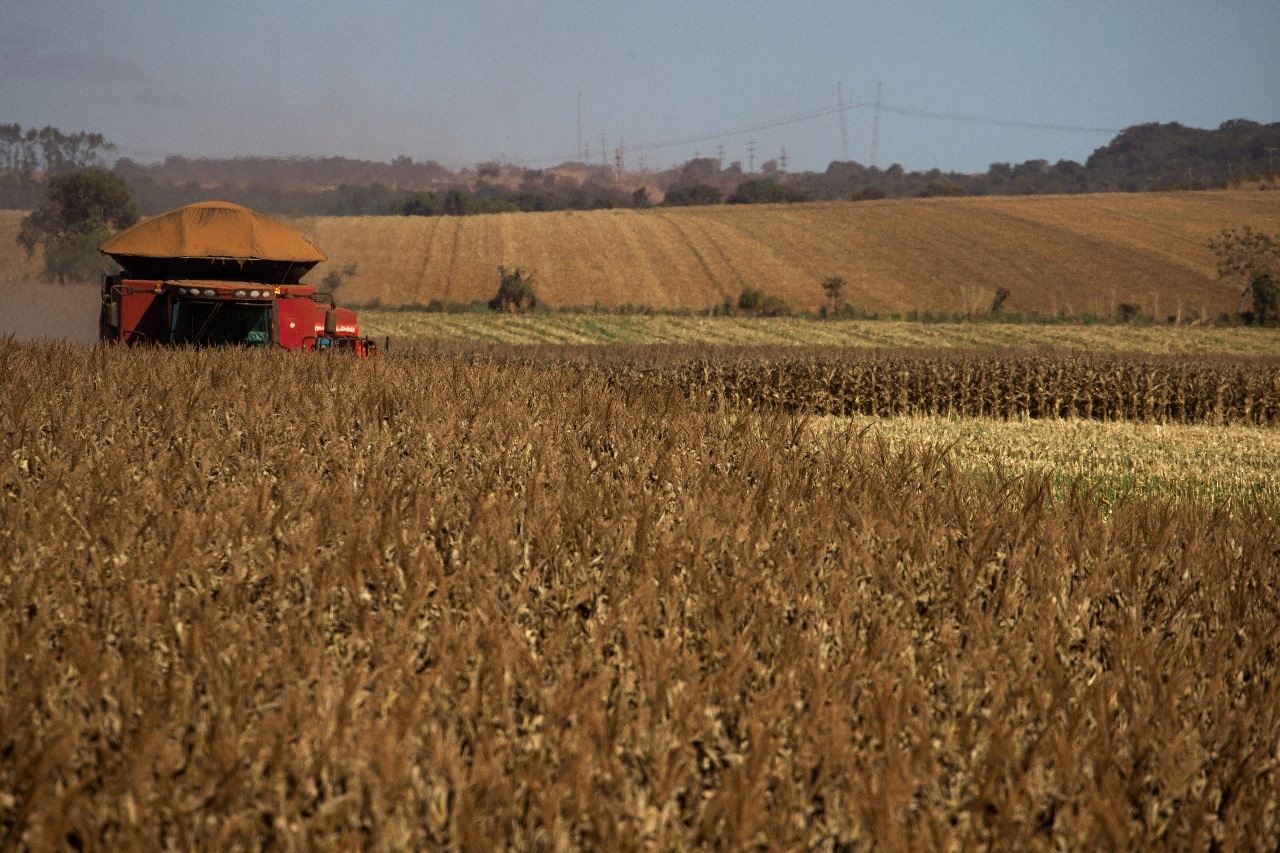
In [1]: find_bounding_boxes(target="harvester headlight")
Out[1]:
[235,289,247,298]
[250,290,262,298]
[202,289,215,297]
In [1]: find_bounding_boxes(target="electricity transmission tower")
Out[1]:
[837,81,850,161]
[576,92,584,162]
[870,81,883,168]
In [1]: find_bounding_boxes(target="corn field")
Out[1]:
[460,345,1280,425]
[2,340,1278,849]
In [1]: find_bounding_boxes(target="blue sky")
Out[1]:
[2,1,1278,174]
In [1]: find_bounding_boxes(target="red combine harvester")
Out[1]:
[99,201,376,356]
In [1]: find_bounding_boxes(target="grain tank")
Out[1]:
[98,201,376,356]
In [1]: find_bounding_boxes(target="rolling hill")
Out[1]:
[293,191,1280,319]
[3,191,1279,320]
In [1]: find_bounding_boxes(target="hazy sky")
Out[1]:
[3,1,1278,174]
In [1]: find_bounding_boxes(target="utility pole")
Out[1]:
[615,139,624,185]
[747,139,756,174]
[1265,146,1278,179]
[837,81,850,161]
[600,130,607,168]
[780,147,788,174]
[715,143,725,168]
[870,80,883,168]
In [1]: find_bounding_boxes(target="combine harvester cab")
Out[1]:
[98,201,376,356]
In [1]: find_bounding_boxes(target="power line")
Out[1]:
[525,97,1120,167]
[877,103,1119,135]
[870,81,883,168]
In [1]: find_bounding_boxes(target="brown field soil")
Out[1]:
[2,341,1277,848]
[361,309,1280,354]
[283,191,1280,315]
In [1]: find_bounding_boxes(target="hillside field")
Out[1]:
[3,191,1280,322]
[286,191,1280,317]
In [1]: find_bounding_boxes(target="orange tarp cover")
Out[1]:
[100,201,326,263]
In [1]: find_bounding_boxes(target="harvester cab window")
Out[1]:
[171,299,272,347]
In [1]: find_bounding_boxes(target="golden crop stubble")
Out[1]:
[1,339,1278,850]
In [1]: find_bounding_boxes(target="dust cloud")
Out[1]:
[0,280,99,344]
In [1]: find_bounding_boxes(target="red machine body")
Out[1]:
[100,277,377,356]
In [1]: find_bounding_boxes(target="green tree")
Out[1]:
[737,287,763,312]
[393,191,443,216]
[489,266,539,313]
[990,287,1011,315]
[736,287,791,316]
[1249,272,1278,324]
[727,177,809,204]
[1207,226,1280,320]
[662,183,722,206]
[17,168,138,283]
[821,276,846,313]
[443,187,475,216]
[917,180,967,198]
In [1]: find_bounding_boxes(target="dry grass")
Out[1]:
[822,414,1280,507]
[286,191,1280,315]
[360,310,1280,354]
[2,339,1278,849]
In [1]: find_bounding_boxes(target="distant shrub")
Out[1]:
[990,287,1011,315]
[488,266,539,313]
[917,180,967,198]
[1116,302,1142,323]
[727,178,810,205]
[736,287,791,317]
[321,261,359,292]
[663,183,723,206]
[821,276,846,312]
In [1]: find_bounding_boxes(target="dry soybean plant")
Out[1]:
[1,340,1278,849]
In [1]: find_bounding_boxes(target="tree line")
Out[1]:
[0,120,1277,217]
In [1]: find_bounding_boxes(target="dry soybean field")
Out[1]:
[2,339,1278,849]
